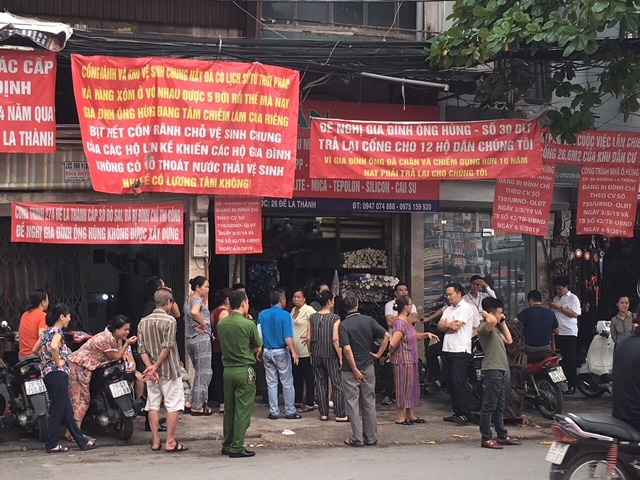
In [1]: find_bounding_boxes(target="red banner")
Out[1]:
[71,55,300,197]
[11,202,184,245]
[0,51,57,153]
[577,165,640,237]
[296,100,440,199]
[492,164,556,236]
[214,197,262,254]
[543,130,640,165]
[309,118,542,181]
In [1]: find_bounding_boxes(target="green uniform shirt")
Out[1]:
[477,321,509,371]
[217,311,262,367]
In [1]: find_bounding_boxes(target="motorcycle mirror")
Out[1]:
[0,321,7,328]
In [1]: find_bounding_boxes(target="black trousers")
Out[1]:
[443,351,472,417]
[44,371,88,452]
[382,361,395,398]
[293,356,315,406]
[555,335,577,388]
[209,351,225,405]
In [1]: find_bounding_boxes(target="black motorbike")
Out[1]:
[0,321,49,441]
[86,360,136,440]
[547,412,640,479]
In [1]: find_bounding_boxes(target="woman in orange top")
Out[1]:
[18,289,49,359]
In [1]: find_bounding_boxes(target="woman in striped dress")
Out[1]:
[389,295,439,425]
[307,291,348,422]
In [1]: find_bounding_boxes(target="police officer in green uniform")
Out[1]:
[217,289,263,458]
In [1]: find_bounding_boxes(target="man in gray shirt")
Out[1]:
[339,292,390,447]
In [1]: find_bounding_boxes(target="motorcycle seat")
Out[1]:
[527,350,558,364]
[568,412,640,442]
[14,357,41,370]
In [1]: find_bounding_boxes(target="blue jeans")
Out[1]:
[263,348,296,416]
[480,369,509,441]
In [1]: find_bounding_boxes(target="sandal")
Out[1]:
[151,440,162,451]
[335,417,349,422]
[82,440,99,451]
[47,445,69,453]
[395,419,414,425]
[320,415,329,421]
[298,405,314,413]
[409,417,427,424]
[344,438,363,447]
[190,407,213,416]
[165,442,189,453]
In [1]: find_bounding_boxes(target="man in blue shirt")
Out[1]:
[258,288,300,420]
[514,290,559,355]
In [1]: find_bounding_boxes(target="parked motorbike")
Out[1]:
[577,320,613,398]
[0,321,49,441]
[524,349,568,419]
[87,360,136,440]
[547,412,640,479]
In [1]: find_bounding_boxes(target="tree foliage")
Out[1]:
[425,0,640,142]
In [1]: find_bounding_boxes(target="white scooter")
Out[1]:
[576,320,613,397]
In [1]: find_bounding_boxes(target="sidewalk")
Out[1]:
[0,391,554,453]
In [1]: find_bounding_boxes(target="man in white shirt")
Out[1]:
[380,283,419,405]
[438,282,477,425]
[463,275,497,321]
[549,276,581,395]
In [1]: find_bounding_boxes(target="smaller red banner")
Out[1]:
[214,197,262,254]
[0,51,57,153]
[11,202,184,244]
[576,165,640,237]
[543,130,640,165]
[309,118,542,181]
[492,164,556,236]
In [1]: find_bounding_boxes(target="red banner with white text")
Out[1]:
[215,197,262,254]
[492,164,556,236]
[11,202,184,244]
[71,55,300,197]
[309,118,542,181]
[1,51,57,153]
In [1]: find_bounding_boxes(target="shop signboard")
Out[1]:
[0,51,57,153]
[71,55,299,197]
[11,202,184,245]
[214,196,263,254]
[262,197,438,213]
[309,118,542,181]
[543,131,640,237]
[491,164,556,236]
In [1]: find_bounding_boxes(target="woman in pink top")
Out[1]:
[389,296,439,425]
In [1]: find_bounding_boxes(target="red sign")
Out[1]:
[214,197,262,254]
[492,164,556,236]
[11,202,184,244]
[296,100,440,199]
[0,51,57,153]
[577,165,640,237]
[309,118,542,181]
[543,130,640,165]
[71,55,300,197]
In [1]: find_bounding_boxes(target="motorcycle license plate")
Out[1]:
[545,442,569,464]
[549,367,567,383]
[25,378,46,395]
[109,380,132,398]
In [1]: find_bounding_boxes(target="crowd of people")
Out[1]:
[12,273,640,456]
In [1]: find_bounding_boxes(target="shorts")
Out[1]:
[145,377,185,413]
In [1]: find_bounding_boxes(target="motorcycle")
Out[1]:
[87,360,136,440]
[577,320,613,398]
[0,320,49,441]
[547,412,640,479]
[524,349,568,419]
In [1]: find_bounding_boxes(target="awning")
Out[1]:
[0,11,73,51]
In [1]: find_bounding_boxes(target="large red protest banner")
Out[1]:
[71,55,300,197]
[309,118,542,181]
[0,51,57,153]
[295,100,440,200]
[492,164,556,236]
[214,197,262,254]
[11,202,184,245]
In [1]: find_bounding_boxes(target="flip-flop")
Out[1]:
[409,417,427,424]
[47,445,69,453]
[344,438,363,447]
[190,408,213,416]
[166,442,189,453]
[82,441,99,451]
[151,440,162,451]
[395,420,414,425]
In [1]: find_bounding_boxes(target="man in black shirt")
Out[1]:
[339,292,390,447]
[514,290,559,355]
[612,324,640,430]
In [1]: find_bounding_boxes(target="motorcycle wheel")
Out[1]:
[577,374,607,398]
[112,413,134,441]
[36,414,49,442]
[536,378,564,419]
[563,453,632,480]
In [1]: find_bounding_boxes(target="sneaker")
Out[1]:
[443,415,456,423]
[381,396,393,406]
[453,415,470,426]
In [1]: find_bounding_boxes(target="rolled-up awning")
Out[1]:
[0,11,73,51]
